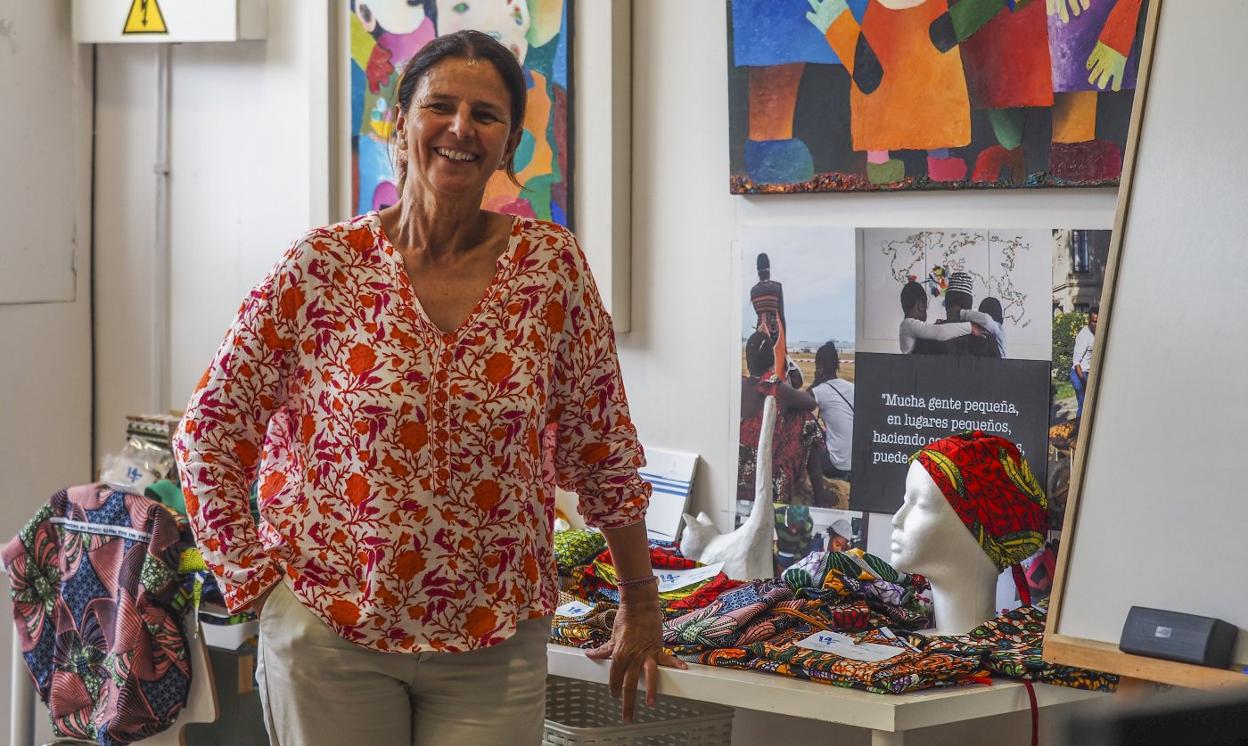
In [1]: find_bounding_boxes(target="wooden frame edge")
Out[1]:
[1044,0,1163,641]
[1045,635,1248,690]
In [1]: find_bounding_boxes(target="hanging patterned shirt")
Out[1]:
[174,213,650,653]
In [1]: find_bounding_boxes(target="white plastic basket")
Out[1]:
[543,676,734,745]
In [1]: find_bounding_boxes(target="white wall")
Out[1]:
[0,1,93,739]
[94,2,330,460]
[80,0,1128,742]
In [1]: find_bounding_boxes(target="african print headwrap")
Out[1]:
[911,431,1047,572]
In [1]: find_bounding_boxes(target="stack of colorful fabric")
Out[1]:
[577,545,744,617]
[782,548,933,629]
[911,602,1117,691]
[550,534,743,648]
[549,590,618,649]
[549,534,1112,697]
[695,626,988,695]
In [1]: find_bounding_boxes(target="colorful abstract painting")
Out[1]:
[727,0,1147,193]
[350,0,571,223]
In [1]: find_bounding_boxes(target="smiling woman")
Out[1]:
[175,29,676,746]
[391,31,528,194]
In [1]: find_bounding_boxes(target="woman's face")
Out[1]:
[395,57,518,200]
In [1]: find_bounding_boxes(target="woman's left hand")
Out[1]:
[585,593,688,721]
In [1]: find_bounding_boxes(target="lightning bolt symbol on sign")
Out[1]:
[123,0,167,35]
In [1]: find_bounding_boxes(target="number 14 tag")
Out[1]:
[796,631,906,662]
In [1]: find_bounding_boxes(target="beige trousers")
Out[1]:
[255,582,551,745]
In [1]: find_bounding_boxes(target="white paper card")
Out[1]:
[555,601,595,619]
[653,563,724,593]
[796,631,906,662]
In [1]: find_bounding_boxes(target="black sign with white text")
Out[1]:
[850,352,1050,514]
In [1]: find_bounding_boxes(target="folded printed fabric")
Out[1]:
[553,529,607,575]
[777,596,876,634]
[662,579,794,653]
[913,602,1118,692]
[657,573,745,615]
[550,591,616,649]
[783,549,932,630]
[583,546,743,615]
[692,625,988,695]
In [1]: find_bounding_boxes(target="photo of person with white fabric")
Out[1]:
[811,341,854,482]
[1070,305,1098,418]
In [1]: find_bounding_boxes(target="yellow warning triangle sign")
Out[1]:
[123,0,168,35]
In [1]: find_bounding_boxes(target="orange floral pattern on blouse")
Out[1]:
[174,213,649,653]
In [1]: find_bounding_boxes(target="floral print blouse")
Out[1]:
[174,213,650,653]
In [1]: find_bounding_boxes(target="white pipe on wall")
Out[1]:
[152,44,171,413]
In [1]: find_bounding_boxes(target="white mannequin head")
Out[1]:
[891,460,998,633]
[891,461,995,579]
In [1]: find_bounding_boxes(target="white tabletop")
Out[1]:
[547,643,1111,734]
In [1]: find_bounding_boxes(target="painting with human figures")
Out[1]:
[727,0,1148,193]
[350,1,572,223]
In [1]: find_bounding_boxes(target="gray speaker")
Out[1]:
[1119,606,1238,668]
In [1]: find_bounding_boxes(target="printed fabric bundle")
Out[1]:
[550,590,617,649]
[782,549,933,629]
[3,484,191,745]
[913,602,1118,692]
[694,625,988,695]
[553,529,607,575]
[580,546,743,616]
[662,576,890,657]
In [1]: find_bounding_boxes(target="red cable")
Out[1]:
[1022,678,1038,746]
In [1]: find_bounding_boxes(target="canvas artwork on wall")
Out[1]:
[727,0,1147,193]
[350,0,572,224]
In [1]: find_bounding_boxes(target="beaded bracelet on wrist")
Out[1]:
[616,575,658,589]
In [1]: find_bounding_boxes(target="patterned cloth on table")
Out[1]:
[663,551,930,657]
[553,529,606,575]
[783,549,932,630]
[694,625,987,695]
[662,580,797,653]
[549,591,616,649]
[912,602,1118,692]
[2,484,191,746]
[581,546,743,617]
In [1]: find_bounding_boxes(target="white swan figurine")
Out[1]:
[678,395,776,580]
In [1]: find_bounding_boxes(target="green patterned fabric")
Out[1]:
[914,601,1118,692]
[553,529,606,574]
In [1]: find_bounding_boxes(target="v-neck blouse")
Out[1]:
[382,213,519,339]
[174,213,650,653]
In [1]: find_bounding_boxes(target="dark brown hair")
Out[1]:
[745,331,774,378]
[391,30,528,190]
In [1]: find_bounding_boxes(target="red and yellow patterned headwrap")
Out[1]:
[911,432,1047,576]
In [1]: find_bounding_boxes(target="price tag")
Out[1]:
[652,563,724,593]
[555,600,595,619]
[796,631,906,662]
